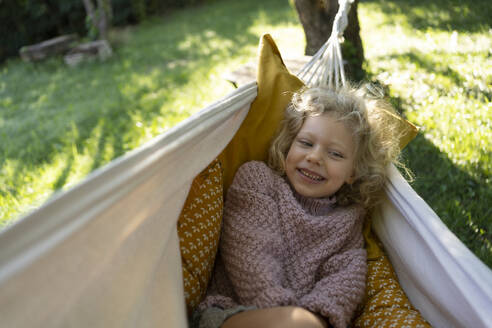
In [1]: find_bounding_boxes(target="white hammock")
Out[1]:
[0,1,491,327]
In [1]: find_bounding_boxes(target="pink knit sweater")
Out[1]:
[200,161,367,328]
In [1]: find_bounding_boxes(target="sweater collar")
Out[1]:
[291,188,337,216]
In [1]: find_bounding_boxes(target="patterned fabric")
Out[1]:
[177,158,223,314]
[353,224,431,327]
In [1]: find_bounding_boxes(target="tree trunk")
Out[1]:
[96,0,109,40]
[81,0,112,40]
[294,0,364,80]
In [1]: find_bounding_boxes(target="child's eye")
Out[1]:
[329,151,344,159]
[298,139,312,147]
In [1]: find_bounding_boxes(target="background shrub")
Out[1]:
[0,0,215,63]
[0,0,85,62]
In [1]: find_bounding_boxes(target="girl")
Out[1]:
[193,84,405,328]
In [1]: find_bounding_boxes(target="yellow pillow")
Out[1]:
[353,225,431,327]
[177,158,223,314]
[219,34,304,192]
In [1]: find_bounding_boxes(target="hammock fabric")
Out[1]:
[1,4,491,328]
[179,34,430,328]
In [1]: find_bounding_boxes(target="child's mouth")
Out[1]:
[298,168,325,182]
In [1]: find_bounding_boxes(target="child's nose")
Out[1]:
[306,148,322,164]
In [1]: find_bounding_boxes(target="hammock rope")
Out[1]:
[297,0,353,88]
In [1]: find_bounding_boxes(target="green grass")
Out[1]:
[0,0,491,267]
[0,0,304,226]
[359,0,491,266]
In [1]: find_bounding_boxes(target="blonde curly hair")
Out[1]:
[268,83,408,209]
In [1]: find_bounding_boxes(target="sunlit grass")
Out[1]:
[0,0,304,226]
[360,0,491,265]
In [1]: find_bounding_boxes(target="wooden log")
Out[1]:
[19,34,78,62]
[63,40,113,67]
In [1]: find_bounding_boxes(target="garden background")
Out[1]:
[0,0,490,268]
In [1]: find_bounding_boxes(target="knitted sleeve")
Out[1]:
[220,161,296,307]
[298,209,367,328]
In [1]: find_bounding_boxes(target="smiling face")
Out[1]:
[285,114,356,199]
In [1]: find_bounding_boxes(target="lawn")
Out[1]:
[0,0,304,225]
[0,0,490,267]
[359,0,491,266]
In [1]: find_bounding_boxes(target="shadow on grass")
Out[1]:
[362,0,491,33]
[374,49,491,101]
[0,0,297,219]
[53,156,74,191]
[402,133,492,267]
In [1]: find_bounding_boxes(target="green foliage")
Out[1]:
[85,12,98,40]
[0,0,85,61]
[0,0,218,62]
[132,0,147,22]
[85,0,113,40]
[342,40,365,81]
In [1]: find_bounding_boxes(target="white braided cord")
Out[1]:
[297,0,354,88]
